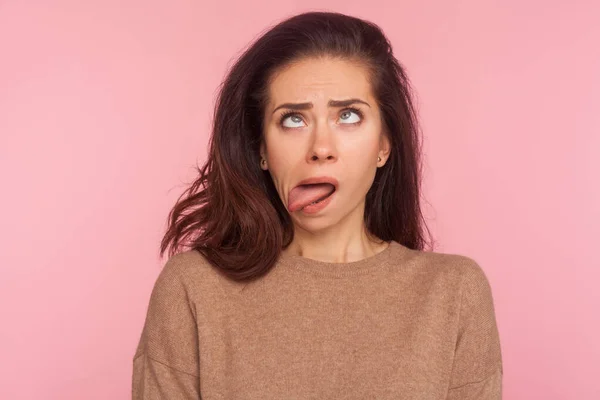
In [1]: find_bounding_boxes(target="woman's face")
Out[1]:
[260,56,390,233]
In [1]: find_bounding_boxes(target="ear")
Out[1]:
[259,141,267,170]
[379,131,392,162]
[260,141,266,159]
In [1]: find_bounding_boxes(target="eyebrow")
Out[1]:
[272,98,371,114]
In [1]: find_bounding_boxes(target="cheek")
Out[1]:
[268,145,297,172]
[341,135,380,164]
[344,153,377,182]
[265,133,301,167]
[340,140,379,187]
[263,140,297,190]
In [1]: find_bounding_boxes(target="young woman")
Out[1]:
[132,11,503,399]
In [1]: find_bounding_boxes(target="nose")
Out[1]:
[308,120,337,164]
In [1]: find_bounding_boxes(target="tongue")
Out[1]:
[288,183,335,212]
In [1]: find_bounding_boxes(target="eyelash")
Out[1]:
[278,107,364,128]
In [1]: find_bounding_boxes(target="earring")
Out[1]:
[261,159,267,167]
[378,156,381,162]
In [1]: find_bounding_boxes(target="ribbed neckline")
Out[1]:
[276,240,406,278]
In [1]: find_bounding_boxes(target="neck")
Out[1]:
[282,226,389,264]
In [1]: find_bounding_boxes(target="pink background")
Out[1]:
[1,1,598,399]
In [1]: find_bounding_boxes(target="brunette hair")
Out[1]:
[160,11,434,282]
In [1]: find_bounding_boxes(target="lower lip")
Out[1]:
[300,191,336,214]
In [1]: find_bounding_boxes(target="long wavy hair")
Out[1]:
[160,11,434,282]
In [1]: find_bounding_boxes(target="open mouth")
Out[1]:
[305,187,336,207]
[288,179,339,213]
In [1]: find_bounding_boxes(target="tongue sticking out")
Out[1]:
[288,183,336,212]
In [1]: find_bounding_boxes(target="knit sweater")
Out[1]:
[132,240,503,399]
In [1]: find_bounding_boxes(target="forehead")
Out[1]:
[267,57,374,106]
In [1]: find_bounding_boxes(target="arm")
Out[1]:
[132,253,201,399]
[446,259,503,399]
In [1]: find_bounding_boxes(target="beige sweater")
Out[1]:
[132,240,503,399]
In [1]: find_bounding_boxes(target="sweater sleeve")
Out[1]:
[446,258,503,399]
[132,253,201,399]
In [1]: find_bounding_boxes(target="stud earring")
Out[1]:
[378,156,381,162]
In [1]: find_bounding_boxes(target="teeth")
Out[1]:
[307,199,320,208]
[304,193,332,209]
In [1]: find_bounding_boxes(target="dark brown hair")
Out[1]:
[160,11,434,282]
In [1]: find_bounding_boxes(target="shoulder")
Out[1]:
[399,246,500,336]
[411,247,498,315]
[394,240,487,276]
[158,249,209,278]
[393,242,495,297]
[150,249,230,302]
[154,250,206,286]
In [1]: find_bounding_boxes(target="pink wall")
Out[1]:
[1,1,598,398]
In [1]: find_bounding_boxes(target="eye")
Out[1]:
[280,112,306,128]
[339,108,362,124]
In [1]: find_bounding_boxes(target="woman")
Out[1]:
[132,11,503,399]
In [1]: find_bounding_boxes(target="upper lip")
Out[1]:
[294,176,339,191]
